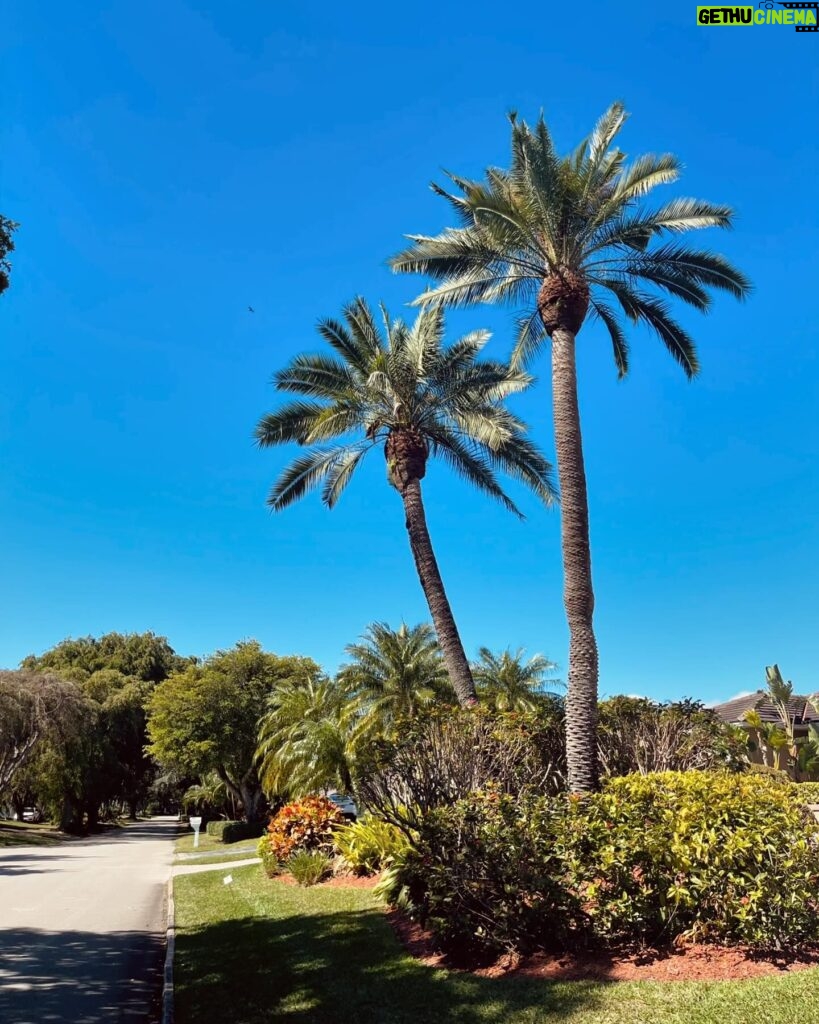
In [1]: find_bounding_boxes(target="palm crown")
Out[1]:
[339,622,453,735]
[390,102,751,373]
[255,297,555,514]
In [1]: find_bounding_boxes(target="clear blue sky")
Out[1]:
[2,2,817,703]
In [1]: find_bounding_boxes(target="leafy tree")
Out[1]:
[21,632,187,824]
[256,673,355,799]
[340,622,453,738]
[22,631,188,684]
[147,641,320,821]
[472,647,561,713]
[0,670,84,793]
[0,215,18,295]
[256,298,555,706]
[391,104,750,790]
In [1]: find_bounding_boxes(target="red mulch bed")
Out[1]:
[385,908,819,982]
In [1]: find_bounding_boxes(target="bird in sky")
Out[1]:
[248,306,255,313]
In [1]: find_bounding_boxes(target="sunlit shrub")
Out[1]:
[333,815,408,875]
[288,849,332,887]
[263,795,344,861]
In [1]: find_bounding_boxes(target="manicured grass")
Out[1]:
[174,829,239,855]
[173,865,819,1024]
[0,820,70,847]
[177,848,260,866]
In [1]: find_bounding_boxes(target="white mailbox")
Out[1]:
[189,815,203,848]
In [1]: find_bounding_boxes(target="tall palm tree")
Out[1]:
[256,298,556,706]
[256,674,356,798]
[472,646,561,713]
[390,104,750,791]
[339,621,453,740]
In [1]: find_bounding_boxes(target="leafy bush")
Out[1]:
[205,819,230,837]
[288,850,332,887]
[355,704,564,834]
[745,763,791,783]
[379,788,586,960]
[257,833,279,877]
[381,771,819,958]
[263,795,344,861]
[598,697,748,777]
[793,781,819,804]
[560,771,819,949]
[333,815,408,875]
[222,820,265,844]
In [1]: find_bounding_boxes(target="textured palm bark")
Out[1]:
[400,477,478,707]
[550,326,600,793]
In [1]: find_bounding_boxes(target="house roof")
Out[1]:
[713,690,819,726]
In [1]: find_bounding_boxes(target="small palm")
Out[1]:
[339,622,453,740]
[473,646,562,713]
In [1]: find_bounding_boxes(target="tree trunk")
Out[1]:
[400,478,477,706]
[550,326,599,793]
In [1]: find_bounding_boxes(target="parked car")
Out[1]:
[326,791,357,820]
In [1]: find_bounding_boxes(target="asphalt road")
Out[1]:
[0,817,179,1024]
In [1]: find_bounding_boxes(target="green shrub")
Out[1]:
[205,819,265,843]
[381,771,819,958]
[333,815,408,875]
[222,820,265,844]
[560,771,819,949]
[793,781,819,804]
[745,763,791,783]
[257,834,279,877]
[288,850,332,887]
[380,788,586,960]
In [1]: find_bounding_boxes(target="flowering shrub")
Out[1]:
[263,795,344,861]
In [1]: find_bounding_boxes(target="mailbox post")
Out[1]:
[189,815,203,848]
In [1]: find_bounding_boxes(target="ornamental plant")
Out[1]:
[263,795,344,862]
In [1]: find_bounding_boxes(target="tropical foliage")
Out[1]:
[391,103,749,791]
[472,646,560,712]
[256,298,555,706]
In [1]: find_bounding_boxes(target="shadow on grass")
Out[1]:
[175,905,608,1024]
[0,928,163,1024]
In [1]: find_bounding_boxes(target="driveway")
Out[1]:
[0,817,179,1024]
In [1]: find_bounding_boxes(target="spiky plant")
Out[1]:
[472,646,561,713]
[390,103,750,790]
[256,298,555,705]
[339,622,453,741]
[256,674,355,799]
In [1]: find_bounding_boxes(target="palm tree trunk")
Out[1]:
[400,478,477,707]
[551,326,599,793]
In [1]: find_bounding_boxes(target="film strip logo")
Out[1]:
[762,1,819,30]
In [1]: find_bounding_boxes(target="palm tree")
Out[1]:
[472,646,561,713]
[390,104,750,791]
[339,622,453,740]
[256,674,356,798]
[255,298,556,706]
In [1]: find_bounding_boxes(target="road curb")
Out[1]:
[162,875,175,1024]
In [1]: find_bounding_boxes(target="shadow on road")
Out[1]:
[0,928,164,1024]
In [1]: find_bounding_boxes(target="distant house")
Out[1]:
[712,691,819,772]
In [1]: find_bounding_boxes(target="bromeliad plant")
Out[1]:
[391,103,750,790]
[256,299,555,706]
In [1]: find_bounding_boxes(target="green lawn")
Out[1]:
[173,865,819,1024]
[174,827,259,865]
[0,820,70,847]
